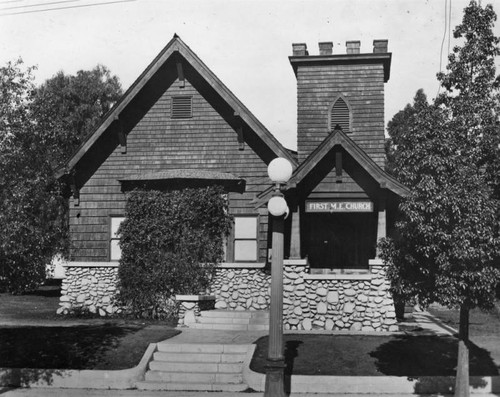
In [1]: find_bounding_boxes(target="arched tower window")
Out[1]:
[329,96,351,133]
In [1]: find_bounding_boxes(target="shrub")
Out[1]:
[117,186,231,319]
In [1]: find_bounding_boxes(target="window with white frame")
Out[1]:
[110,216,125,261]
[233,216,258,262]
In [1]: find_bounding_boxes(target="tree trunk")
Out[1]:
[454,305,470,397]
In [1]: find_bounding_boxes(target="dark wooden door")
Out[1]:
[306,213,376,269]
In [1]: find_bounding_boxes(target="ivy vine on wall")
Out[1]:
[117,186,232,319]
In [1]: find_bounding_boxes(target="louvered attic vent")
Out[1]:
[330,97,350,133]
[171,96,192,119]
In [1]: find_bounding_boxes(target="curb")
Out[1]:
[244,360,500,395]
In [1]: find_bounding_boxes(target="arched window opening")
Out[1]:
[329,97,351,133]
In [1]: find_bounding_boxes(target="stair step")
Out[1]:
[248,324,268,330]
[140,343,251,392]
[149,360,242,373]
[189,323,268,331]
[136,381,248,392]
[153,351,246,363]
[189,323,247,331]
[198,316,269,325]
[200,310,269,319]
[156,342,250,354]
[145,370,243,384]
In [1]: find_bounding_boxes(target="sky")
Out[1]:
[1,0,500,150]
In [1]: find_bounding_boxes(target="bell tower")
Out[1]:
[289,40,391,167]
[287,40,394,270]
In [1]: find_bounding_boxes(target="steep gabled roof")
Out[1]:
[254,129,408,207]
[289,129,408,196]
[55,34,296,179]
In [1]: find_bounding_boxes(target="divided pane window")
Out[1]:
[110,217,125,261]
[330,97,350,133]
[233,216,258,262]
[171,96,192,119]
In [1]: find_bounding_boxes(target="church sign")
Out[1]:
[305,200,374,213]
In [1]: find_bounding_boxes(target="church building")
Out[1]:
[57,35,407,331]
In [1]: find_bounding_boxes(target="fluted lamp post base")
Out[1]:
[264,360,287,397]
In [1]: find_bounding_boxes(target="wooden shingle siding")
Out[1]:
[296,63,386,169]
[69,79,270,262]
[312,170,364,193]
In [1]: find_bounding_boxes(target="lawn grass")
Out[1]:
[427,302,500,370]
[0,287,61,322]
[0,286,180,370]
[0,325,179,370]
[250,334,499,376]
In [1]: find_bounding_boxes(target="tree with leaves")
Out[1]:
[385,89,429,176]
[31,65,122,167]
[0,59,66,292]
[0,61,122,293]
[381,2,500,396]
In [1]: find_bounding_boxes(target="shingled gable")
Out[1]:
[289,128,409,196]
[55,34,296,180]
[254,128,408,207]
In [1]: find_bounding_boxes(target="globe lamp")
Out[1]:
[267,157,293,184]
[267,195,289,217]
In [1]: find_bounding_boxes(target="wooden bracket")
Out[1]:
[335,151,343,183]
[69,172,80,206]
[175,53,185,88]
[115,116,126,154]
[234,111,244,151]
[236,126,245,151]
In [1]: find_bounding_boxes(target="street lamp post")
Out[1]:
[264,157,293,397]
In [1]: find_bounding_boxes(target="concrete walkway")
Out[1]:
[159,308,456,347]
[0,388,463,396]
[410,310,458,336]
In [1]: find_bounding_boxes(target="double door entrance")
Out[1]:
[305,213,377,270]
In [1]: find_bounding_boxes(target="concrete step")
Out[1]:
[188,322,268,331]
[200,309,269,319]
[149,360,242,373]
[156,342,249,354]
[192,310,270,330]
[137,343,251,392]
[197,315,269,325]
[145,370,243,384]
[153,351,247,363]
[136,380,249,392]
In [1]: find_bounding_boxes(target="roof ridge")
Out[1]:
[56,36,295,179]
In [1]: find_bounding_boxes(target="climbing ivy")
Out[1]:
[117,186,232,319]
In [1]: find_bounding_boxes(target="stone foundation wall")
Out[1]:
[210,264,271,310]
[210,259,396,331]
[282,259,397,331]
[58,263,120,316]
[58,259,396,330]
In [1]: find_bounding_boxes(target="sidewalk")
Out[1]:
[410,310,458,336]
[0,388,462,397]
